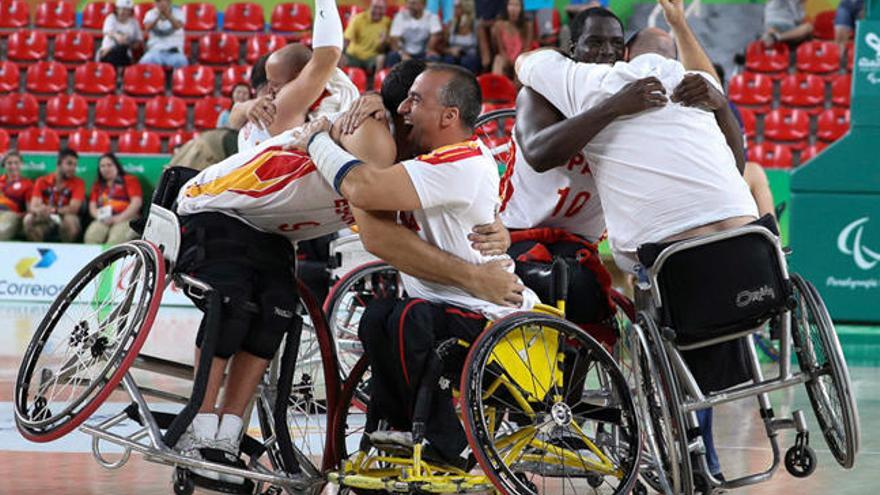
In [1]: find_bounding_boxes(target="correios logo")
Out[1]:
[837,217,880,270]
[14,248,57,278]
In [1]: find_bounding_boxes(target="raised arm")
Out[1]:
[659,0,719,82]
[268,0,344,135]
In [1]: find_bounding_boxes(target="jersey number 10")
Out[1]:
[552,187,590,218]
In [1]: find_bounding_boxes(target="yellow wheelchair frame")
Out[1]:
[329,303,628,493]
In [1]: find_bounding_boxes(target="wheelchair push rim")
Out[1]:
[790,274,860,468]
[14,241,165,442]
[461,312,642,494]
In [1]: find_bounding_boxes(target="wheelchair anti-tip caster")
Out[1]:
[784,432,817,478]
[587,474,604,488]
[173,468,195,495]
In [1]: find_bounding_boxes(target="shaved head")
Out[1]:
[266,44,313,93]
[627,27,677,60]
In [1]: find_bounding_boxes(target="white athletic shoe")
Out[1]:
[174,427,220,481]
[208,437,246,485]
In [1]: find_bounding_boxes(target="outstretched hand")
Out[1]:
[608,77,668,117]
[468,259,526,307]
[658,0,686,27]
[469,214,511,256]
[338,93,387,135]
[283,117,333,152]
[671,74,726,111]
[246,95,276,130]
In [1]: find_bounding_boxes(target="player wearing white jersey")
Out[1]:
[292,64,537,462]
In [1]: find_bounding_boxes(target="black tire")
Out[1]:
[790,273,860,468]
[14,242,164,442]
[784,444,817,478]
[461,312,641,495]
[474,109,517,170]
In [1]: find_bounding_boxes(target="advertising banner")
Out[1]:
[0,242,102,303]
[20,153,170,199]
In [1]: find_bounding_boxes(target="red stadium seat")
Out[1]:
[745,41,789,77]
[122,63,166,99]
[535,8,561,46]
[817,108,850,142]
[749,142,793,169]
[94,94,138,131]
[477,73,517,104]
[812,10,836,40]
[763,108,810,148]
[0,61,20,93]
[0,0,29,31]
[0,93,38,128]
[194,96,232,129]
[45,94,89,131]
[74,62,117,99]
[169,130,197,150]
[342,66,368,93]
[0,129,8,152]
[6,30,49,63]
[271,3,312,36]
[35,0,76,30]
[81,2,113,31]
[739,107,756,139]
[796,40,840,76]
[133,3,151,27]
[68,127,111,153]
[54,30,96,65]
[779,73,825,114]
[373,67,391,92]
[184,2,218,32]
[800,142,828,164]
[728,72,773,113]
[145,96,188,131]
[198,32,241,66]
[172,65,216,98]
[25,61,68,100]
[245,33,287,64]
[224,2,265,32]
[385,4,400,18]
[221,65,252,95]
[846,41,854,72]
[831,74,852,107]
[17,127,60,151]
[338,5,364,29]
[118,129,163,154]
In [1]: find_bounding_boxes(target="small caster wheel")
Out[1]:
[693,472,710,494]
[173,468,195,495]
[632,480,648,495]
[785,443,817,478]
[587,474,604,488]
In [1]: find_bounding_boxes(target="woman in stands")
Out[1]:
[0,150,33,241]
[84,153,143,245]
[216,83,252,129]
[98,0,144,67]
[490,0,532,79]
[441,0,481,73]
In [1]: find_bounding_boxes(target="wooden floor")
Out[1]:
[2,301,878,495]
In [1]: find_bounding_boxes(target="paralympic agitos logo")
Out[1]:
[837,217,880,270]
[14,248,57,278]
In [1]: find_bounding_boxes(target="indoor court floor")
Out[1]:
[1,300,877,494]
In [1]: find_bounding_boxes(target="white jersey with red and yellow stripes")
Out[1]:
[177,130,354,242]
[499,135,605,243]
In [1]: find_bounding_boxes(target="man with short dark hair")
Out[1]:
[290,63,537,463]
[24,148,85,243]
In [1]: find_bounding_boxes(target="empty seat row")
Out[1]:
[741,107,850,148]
[729,71,852,113]
[0,126,194,153]
[749,141,829,169]
[746,40,854,77]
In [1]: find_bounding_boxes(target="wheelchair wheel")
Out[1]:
[790,273,860,468]
[461,312,641,494]
[330,355,372,469]
[14,241,165,442]
[324,261,401,404]
[474,109,516,170]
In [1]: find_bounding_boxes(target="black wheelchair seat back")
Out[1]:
[643,218,791,347]
[131,167,200,235]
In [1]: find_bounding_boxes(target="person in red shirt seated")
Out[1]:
[84,153,143,245]
[23,148,86,243]
[0,150,34,240]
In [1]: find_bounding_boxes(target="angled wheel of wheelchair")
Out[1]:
[790,273,860,468]
[324,261,402,405]
[14,241,165,442]
[474,109,516,168]
[461,312,642,494]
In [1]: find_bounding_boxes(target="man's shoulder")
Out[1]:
[414,139,484,166]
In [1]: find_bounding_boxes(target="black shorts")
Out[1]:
[177,212,298,360]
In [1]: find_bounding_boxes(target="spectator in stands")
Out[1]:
[762,0,812,47]
[216,83,252,128]
[98,0,144,67]
[490,0,532,78]
[84,153,143,245]
[835,0,864,50]
[386,0,443,67]
[344,0,392,74]
[0,150,33,241]
[139,0,188,68]
[23,149,85,243]
[442,0,481,73]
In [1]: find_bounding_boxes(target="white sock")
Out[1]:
[192,413,219,440]
[217,414,244,443]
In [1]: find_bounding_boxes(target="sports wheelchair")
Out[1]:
[14,167,344,495]
[323,253,647,494]
[628,219,860,494]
